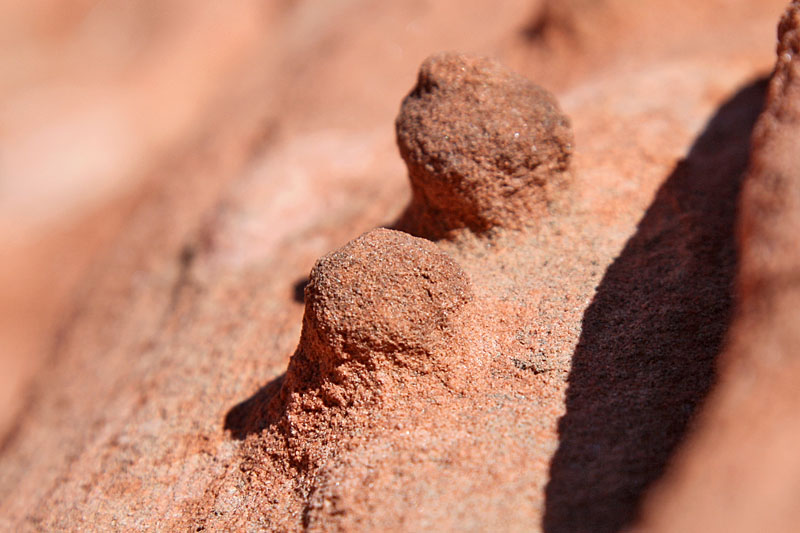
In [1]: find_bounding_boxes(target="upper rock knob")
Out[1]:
[396,52,574,237]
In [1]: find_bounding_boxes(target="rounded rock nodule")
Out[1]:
[293,228,473,385]
[396,52,574,237]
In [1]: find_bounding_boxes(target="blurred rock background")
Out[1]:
[0,1,793,530]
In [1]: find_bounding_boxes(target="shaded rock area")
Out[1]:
[1,1,799,532]
[544,77,768,533]
[637,3,800,532]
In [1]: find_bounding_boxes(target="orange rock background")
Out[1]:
[1,1,798,531]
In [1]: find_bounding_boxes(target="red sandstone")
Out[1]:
[396,52,573,238]
[1,1,799,532]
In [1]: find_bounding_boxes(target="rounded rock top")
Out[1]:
[396,52,574,236]
[303,228,472,360]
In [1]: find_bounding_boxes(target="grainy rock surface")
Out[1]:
[396,52,573,238]
[302,228,473,364]
[0,1,797,532]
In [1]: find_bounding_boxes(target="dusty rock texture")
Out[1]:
[267,228,480,467]
[301,228,473,368]
[218,229,496,530]
[0,0,797,532]
[396,52,573,238]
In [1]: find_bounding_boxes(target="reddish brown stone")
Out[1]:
[278,228,476,416]
[0,1,794,532]
[396,52,573,238]
[637,4,800,532]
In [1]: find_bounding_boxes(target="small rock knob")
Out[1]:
[283,228,474,408]
[396,52,574,237]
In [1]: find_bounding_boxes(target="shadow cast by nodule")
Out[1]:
[224,373,285,440]
[543,78,768,533]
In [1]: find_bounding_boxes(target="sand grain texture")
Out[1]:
[0,0,797,531]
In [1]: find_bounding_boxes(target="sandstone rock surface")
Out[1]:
[637,3,800,532]
[1,1,798,532]
[396,52,573,237]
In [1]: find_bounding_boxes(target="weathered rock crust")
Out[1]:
[0,1,794,531]
[279,228,477,416]
[396,52,573,238]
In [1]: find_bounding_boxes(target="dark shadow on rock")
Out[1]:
[519,3,576,44]
[292,276,309,304]
[224,373,285,440]
[543,78,768,533]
